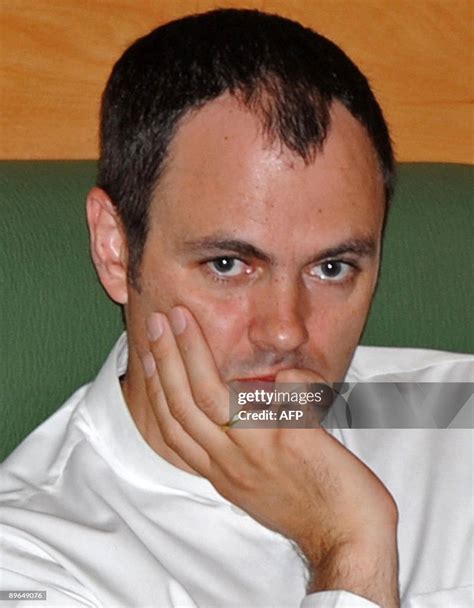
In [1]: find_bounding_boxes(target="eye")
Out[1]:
[207,256,249,277]
[309,260,354,282]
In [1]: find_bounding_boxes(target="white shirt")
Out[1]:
[1,335,473,608]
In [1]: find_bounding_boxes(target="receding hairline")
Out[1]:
[148,92,384,208]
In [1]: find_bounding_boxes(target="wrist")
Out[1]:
[306,538,400,608]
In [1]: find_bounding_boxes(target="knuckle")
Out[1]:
[147,385,161,404]
[218,462,256,493]
[193,388,226,423]
[229,472,255,494]
[193,388,218,412]
[161,424,181,450]
[167,396,190,425]
[275,428,299,452]
[150,340,173,362]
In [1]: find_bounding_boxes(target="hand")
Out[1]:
[141,306,400,607]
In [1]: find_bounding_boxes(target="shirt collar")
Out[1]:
[83,333,228,502]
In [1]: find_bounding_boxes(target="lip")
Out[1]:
[235,375,277,383]
[232,369,296,382]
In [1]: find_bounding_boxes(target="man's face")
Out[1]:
[126,95,385,384]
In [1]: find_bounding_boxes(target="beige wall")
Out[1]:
[1,0,472,162]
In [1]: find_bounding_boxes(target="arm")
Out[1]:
[141,307,400,607]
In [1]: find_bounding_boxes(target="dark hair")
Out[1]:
[98,8,394,288]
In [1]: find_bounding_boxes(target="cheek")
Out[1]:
[182,292,250,367]
[138,257,251,355]
[325,305,368,341]
[305,283,375,350]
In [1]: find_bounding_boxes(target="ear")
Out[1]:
[86,187,128,305]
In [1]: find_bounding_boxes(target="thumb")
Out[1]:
[273,368,333,429]
[274,368,327,385]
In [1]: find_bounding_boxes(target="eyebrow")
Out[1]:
[180,235,377,263]
[313,238,378,260]
[181,237,274,263]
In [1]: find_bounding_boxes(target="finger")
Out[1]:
[146,312,237,458]
[274,367,330,403]
[273,368,330,430]
[275,368,328,384]
[168,306,230,425]
[140,350,212,476]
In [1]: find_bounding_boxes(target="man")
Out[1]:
[1,9,472,608]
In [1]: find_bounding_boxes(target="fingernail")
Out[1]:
[147,313,164,341]
[169,307,187,335]
[140,351,156,378]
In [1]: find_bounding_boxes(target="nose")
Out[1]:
[248,277,309,355]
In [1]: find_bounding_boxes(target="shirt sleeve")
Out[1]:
[302,586,474,607]
[404,585,474,607]
[301,590,380,607]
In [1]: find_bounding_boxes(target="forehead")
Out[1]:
[150,94,384,246]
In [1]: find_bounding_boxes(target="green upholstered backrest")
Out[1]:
[1,161,473,460]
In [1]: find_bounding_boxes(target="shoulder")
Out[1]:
[348,345,473,381]
[0,383,101,606]
[1,383,92,503]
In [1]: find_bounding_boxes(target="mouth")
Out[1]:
[235,375,276,383]
[232,363,311,383]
